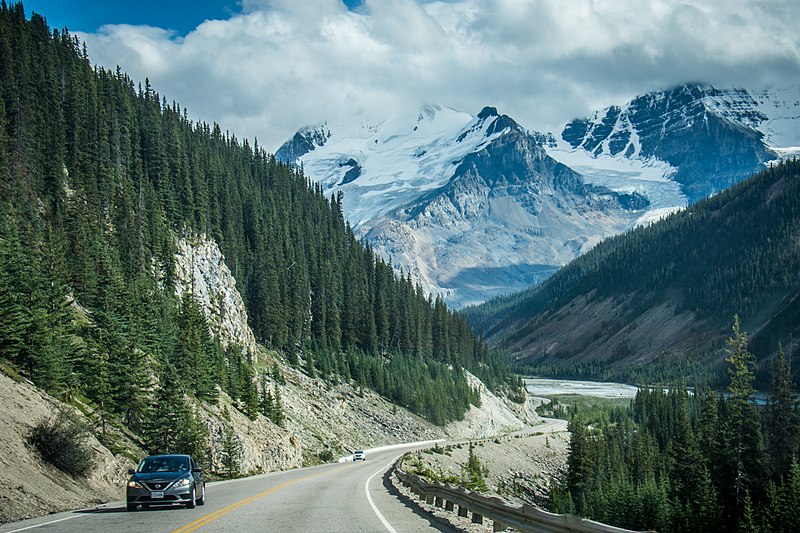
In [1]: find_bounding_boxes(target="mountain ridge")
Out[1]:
[560,83,799,201]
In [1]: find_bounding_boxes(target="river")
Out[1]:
[524,377,639,399]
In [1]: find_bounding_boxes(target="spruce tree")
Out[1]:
[767,344,798,479]
[219,406,242,478]
[725,315,762,515]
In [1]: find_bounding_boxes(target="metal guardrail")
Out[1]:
[393,454,652,533]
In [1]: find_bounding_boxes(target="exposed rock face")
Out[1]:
[562,84,778,202]
[199,392,303,475]
[443,371,540,439]
[174,235,258,354]
[274,124,331,165]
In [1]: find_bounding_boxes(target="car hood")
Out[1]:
[132,472,190,482]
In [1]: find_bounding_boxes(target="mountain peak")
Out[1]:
[477,106,499,119]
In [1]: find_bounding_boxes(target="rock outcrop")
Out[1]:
[174,235,258,354]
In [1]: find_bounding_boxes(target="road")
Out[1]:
[0,419,567,533]
[0,442,455,533]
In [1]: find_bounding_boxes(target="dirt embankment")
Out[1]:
[397,418,570,532]
[0,372,132,523]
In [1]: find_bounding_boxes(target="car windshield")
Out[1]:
[137,456,189,473]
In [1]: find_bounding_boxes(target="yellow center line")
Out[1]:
[171,466,341,533]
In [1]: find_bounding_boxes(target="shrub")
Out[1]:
[29,408,96,477]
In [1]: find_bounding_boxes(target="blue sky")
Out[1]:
[21,1,363,34]
[25,0,800,152]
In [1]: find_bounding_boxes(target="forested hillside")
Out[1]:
[0,1,512,436]
[467,158,800,384]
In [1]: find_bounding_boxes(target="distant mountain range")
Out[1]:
[277,84,800,308]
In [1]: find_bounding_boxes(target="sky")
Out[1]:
[20,0,800,152]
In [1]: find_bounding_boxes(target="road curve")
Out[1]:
[0,442,456,533]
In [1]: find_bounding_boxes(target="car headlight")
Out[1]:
[127,480,143,489]
[173,477,191,488]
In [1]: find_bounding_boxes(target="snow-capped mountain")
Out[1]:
[560,84,800,202]
[277,105,649,308]
[277,85,799,309]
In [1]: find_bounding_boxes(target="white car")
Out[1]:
[353,450,366,461]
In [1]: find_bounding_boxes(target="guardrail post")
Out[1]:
[435,496,444,508]
[425,493,434,504]
[472,512,483,524]
[445,500,454,512]
[457,505,468,518]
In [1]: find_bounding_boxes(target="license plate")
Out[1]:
[150,491,164,499]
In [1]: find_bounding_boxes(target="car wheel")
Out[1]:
[186,486,196,509]
[126,502,137,512]
[196,484,205,506]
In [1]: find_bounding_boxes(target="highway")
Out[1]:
[0,419,567,533]
[0,442,457,533]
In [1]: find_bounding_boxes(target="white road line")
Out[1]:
[365,456,399,533]
[4,512,88,533]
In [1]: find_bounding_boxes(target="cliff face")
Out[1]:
[174,236,259,354]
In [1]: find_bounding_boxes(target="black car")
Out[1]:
[126,454,206,511]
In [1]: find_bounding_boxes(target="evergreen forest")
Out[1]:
[551,319,800,532]
[0,0,515,461]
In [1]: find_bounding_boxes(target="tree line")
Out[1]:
[0,0,514,463]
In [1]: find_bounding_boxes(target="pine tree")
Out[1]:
[767,344,798,479]
[219,406,242,479]
[566,419,594,512]
[271,384,285,427]
[725,315,762,515]
[462,442,488,492]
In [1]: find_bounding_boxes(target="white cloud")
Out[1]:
[77,0,800,151]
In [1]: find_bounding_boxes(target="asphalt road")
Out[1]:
[0,442,457,533]
[0,419,568,533]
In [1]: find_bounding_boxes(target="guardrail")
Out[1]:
[393,454,652,533]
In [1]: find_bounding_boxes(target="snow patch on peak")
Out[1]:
[289,105,514,227]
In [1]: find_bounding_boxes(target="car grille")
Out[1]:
[142,481,174,491]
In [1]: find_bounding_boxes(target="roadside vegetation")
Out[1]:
[406,442,490,493]
[28,408,96,477]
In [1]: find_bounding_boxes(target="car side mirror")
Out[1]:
[128,468,135,475]
[192,467,202,473]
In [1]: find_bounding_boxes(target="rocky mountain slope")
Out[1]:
[560,84,800,202]
[278,85,799,309]
[278,106,649,308]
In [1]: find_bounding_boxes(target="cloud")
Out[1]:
[77,0,800,151]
